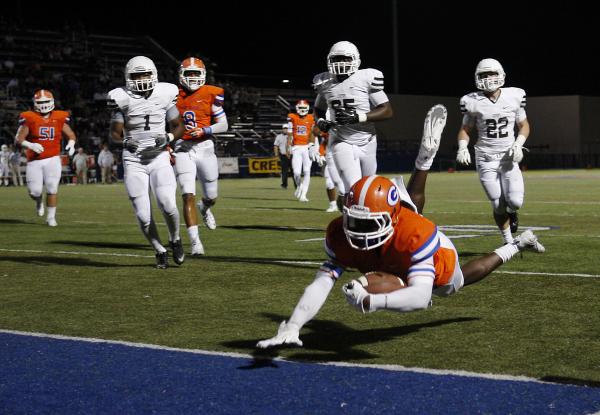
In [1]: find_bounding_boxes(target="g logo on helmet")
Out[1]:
[387,185,399,206]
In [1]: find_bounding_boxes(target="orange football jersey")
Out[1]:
[18,110,70,161]
[287,113,315,146]
[325,209,456,287]
[319,133,329,156]
[177,84,225,141]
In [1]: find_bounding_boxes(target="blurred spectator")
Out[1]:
[0,144,9,186]
[97,143,115,184]
[72,147,88,184]
[8,144,23,186]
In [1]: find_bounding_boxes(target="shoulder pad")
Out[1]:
[357,68,385,92]
[107,87,129,111]
[312,72,335,92]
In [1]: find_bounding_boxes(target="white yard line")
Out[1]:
[0,329,561,386]
[2,248,599,278]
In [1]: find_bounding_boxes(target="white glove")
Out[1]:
[65,140,76,157]
[21,140,44,154]
[342,280,371,314]
[317,155,326,167]
[456,140,471,165]
[256,320,303,348]
[508,135,526,163]
[309,145,320,163]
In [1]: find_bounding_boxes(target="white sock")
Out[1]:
[493,243,519,263]
[187,225,199,244]
[47,206,56,220]
[329,201,337,207]
[501,227,514,244]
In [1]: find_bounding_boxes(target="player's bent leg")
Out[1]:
[26,161,44,216]
[198,197,217,230]
[44,157,61,226]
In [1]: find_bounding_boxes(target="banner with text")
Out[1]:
[218,157,239,174]
[248,157,280,174]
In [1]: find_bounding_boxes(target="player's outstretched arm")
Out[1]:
[256,265,339,348]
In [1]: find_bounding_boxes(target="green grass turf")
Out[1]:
[1,169,599,384]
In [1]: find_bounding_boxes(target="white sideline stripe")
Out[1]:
[0,248,154,259]
[496,270,600,278]
[2,248,599,278]
[0,329,556,386]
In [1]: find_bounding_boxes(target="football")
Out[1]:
[357,271,406,294]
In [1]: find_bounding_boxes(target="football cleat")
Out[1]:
[256,320,303,349]
[36,201,45,217]
[508,211,519,233]
[202,208,216,230]
[515,230,545,253]
[170,239,185,265]
[190,240,205,256]
[299,196,309,202]
[415,104,447,171]
[155,251,169,269]
[294,186,302,199]
[326,203,338,212]
[46,218,57,227]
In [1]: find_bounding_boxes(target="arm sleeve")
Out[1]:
[111,111,124,123]
[369,90,389,107]
[460,96,475,127]
[370,275,433,312]
[166,105,180,122]
[287,266,337,330]
[209,103,228,134]
[516,90,527,123]
[314,93,327,111]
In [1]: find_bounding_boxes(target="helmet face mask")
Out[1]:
[343,176,400,251]
[296,100,310,116]
[327,41,361,76]
[475,58,505,93]
[179,57,206,91]
[125,56,158,93]
[33,89,55,114]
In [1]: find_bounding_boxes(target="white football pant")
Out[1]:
[475,150,524,214]
[330,137,377,194]
[291,145,312,198]
[26,155,61,197]
[175,140,219,200]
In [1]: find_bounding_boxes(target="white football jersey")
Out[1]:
[460,87,527,153]
[108,82,179,162]
[314,69,389,146]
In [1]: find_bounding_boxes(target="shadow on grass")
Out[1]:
[50,240,150,250]
[220,225,323,232]
[0,255,150,268]
[192,256,319,270]
[0,218,36,225]
[223,313,479,368]
[540,376,600,389]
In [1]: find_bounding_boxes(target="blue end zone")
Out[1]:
[1,332,600,414]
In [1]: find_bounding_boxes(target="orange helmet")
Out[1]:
[179,57,206,91]
[296,100,310,116]
[343,175,401,250]
[33,89,55,114]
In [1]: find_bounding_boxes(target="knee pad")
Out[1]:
[155,186,178,214]
[202,179,218,200]
[506,193,524,211]
[130,196,152,226]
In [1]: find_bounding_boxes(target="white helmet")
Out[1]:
[125,56,158,92]
[327,41,360,76]
[296,100,310,116]
[179,57,206,91]
[33,89,55,114]
[475,58,505,92]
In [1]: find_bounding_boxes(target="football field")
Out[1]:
[1,170,600,410]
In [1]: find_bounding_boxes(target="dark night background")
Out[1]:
[5,1,598,97]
